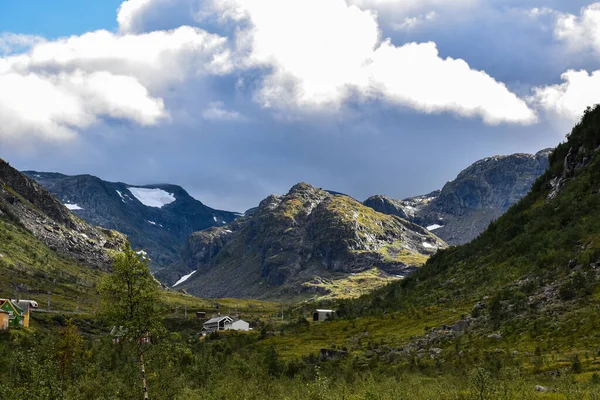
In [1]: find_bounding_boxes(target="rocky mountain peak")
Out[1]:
[166,182,446,299]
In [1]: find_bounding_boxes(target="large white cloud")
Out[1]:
[0,26,231,143]
[1,0,545,147]
[211,0,536,124]
[554,3,600,54]
[0,70,165,142]
[532,69,600,121]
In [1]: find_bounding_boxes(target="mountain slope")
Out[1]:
[0,158,128,310]
[23,172,238,268]
[348,106,600,336]
[170,183,446,299]
[364,149,551,245]
[1,161,126,271]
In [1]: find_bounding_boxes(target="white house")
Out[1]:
[226,319,250,331]
[313,309,335,322]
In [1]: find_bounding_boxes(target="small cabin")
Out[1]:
[196,311,206,319]
[313,309,335,322]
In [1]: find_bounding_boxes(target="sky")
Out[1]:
[1,0,600,212]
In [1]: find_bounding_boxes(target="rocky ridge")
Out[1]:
[23,172,238,269]
[364,149,551,245]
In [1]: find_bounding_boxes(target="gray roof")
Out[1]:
[204,316,233,325]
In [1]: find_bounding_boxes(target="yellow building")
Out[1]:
[0,310,8,330]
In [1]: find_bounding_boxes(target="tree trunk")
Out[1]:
[139,349,149,400]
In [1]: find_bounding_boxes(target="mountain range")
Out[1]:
[19,148,552,299]
[21,172,238,269]
[0,158,127,310]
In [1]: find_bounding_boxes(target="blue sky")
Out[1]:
[0,1,122,38]
[1,0,599,212]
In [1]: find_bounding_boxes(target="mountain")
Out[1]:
[0,158,127,309]
[23,172,239,269]
[167,183,446,298]
[345,106,600,347]
[364,149,551,245]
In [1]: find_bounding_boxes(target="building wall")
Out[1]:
[227,320,250,331]
[313,311,333,322]
[0,313,8,330]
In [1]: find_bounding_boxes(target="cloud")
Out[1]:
[347,0,477,17]
[0,33,45,55]
[392,12,438,30]
[202,101,246,121]
[554,3,600,54]
[209,0,536,124]
[532,69,600,121]
[0,26,231,143]
[0,70,165,143]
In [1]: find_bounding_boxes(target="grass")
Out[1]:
[261,304,471,360]
[0,217,103,312]
[300,268,401,300]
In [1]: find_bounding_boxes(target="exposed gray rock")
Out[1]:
[364,149,552,245]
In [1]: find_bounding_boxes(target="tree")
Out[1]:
[56,319,83,384]
[99,245,164,400]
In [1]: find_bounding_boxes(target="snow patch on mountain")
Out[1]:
[128,187,176,208]
[427,224,444,231]
[173,270,197,287]
[65,203,83,210]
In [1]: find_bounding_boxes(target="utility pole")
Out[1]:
[184,304,187,319]
[76,297,79,313]
[47,291,51,312]
[281,303,284,320]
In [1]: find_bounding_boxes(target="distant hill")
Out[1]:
[23,172,238,269]
[364,149,551,245]
[164,182,446,299]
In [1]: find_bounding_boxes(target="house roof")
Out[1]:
[316,309,335,313]
[13,301,31,314]
[204,316,233,325]
[0,299,23,316]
